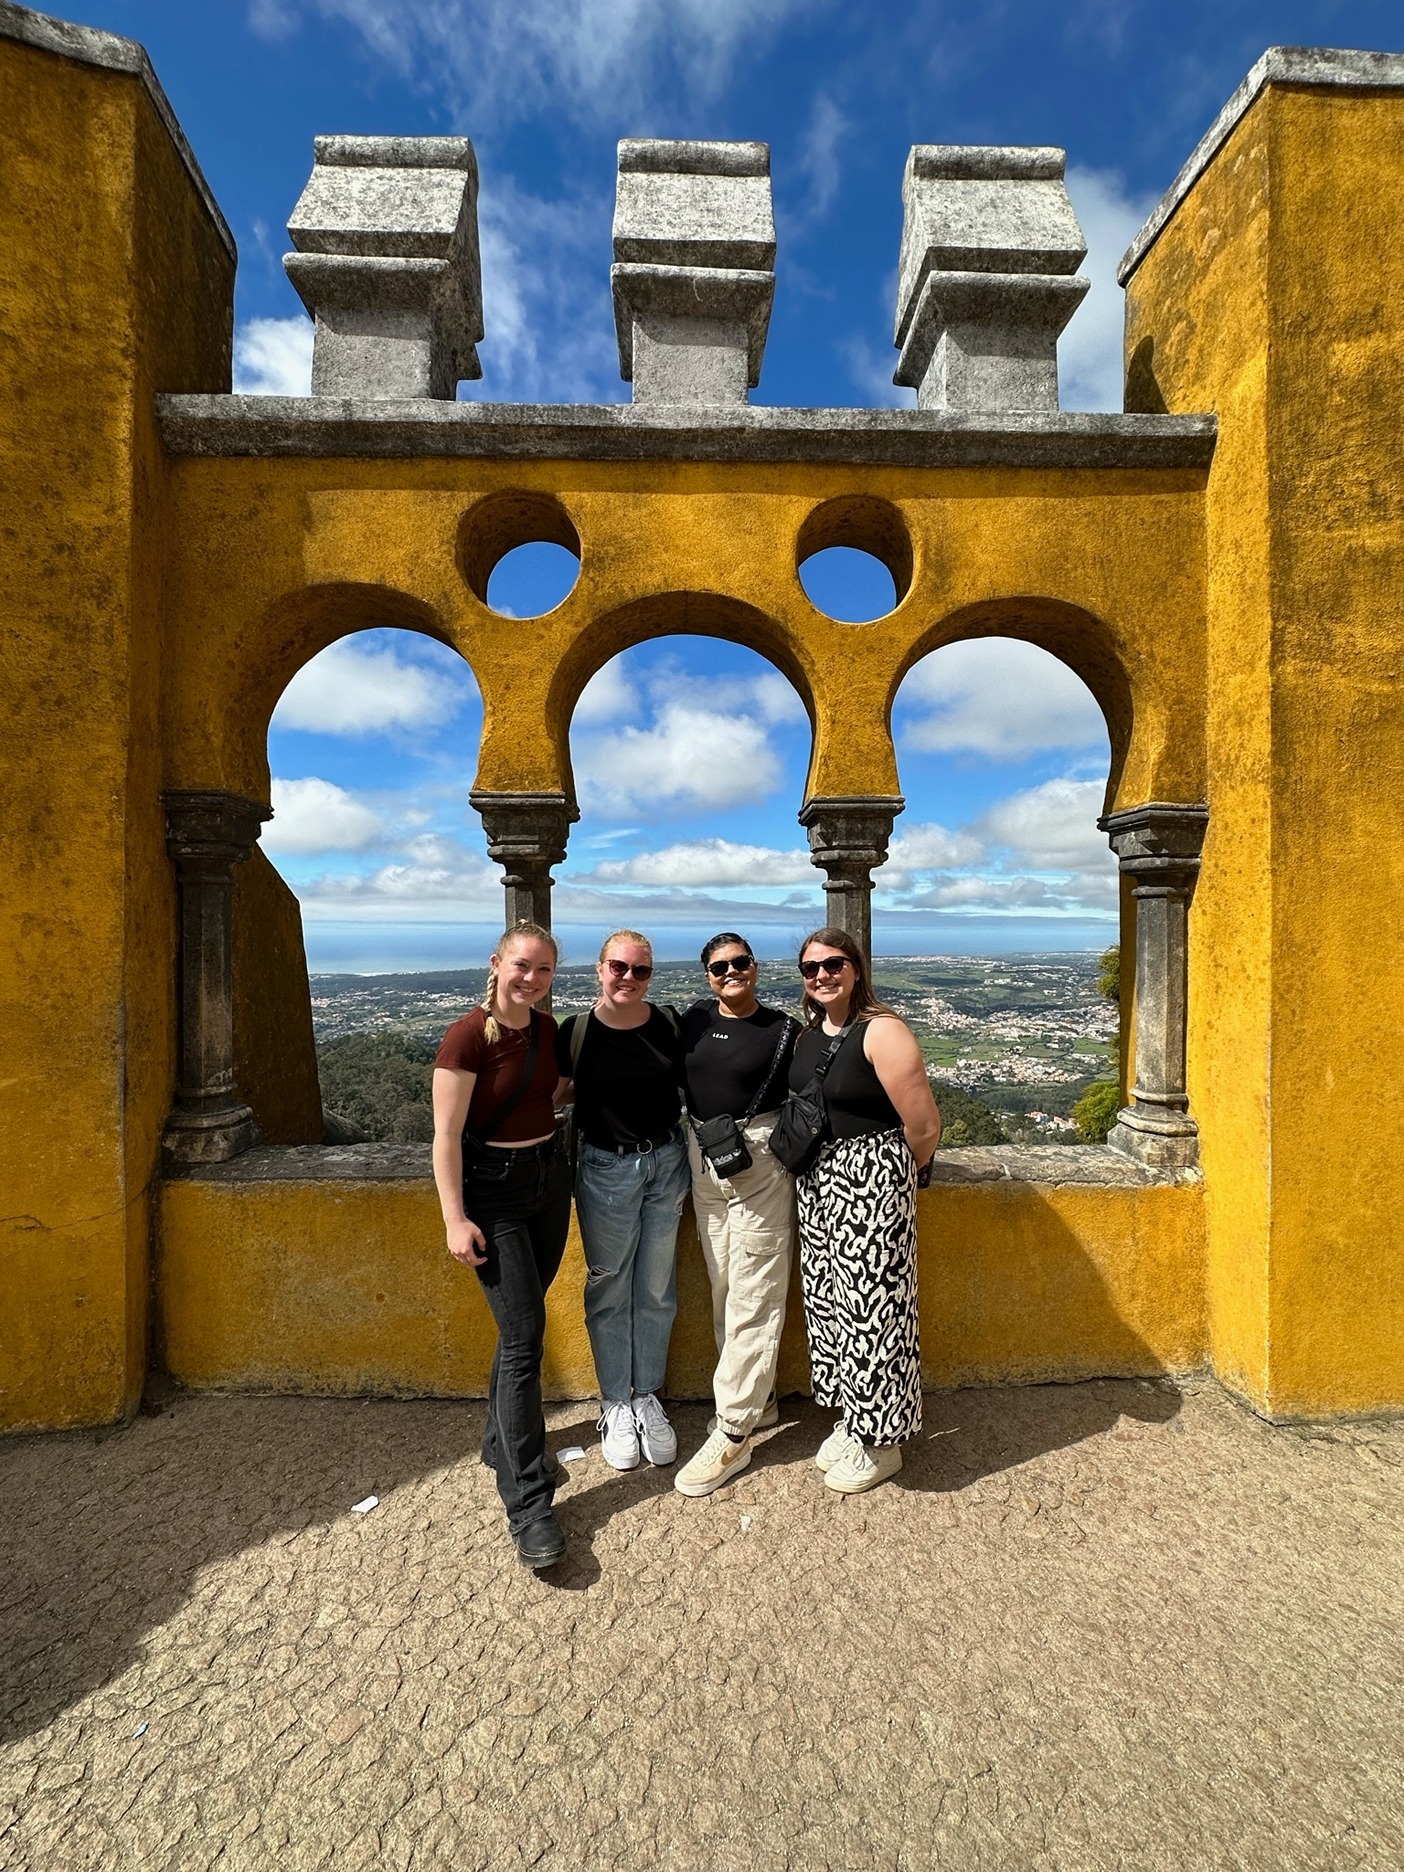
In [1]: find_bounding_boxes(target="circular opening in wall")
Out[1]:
[458,490,582,617]
[796,495,913,624]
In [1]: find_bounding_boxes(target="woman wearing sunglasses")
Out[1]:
[674,934,800,1498]
[555,929,688,1471]
[789,926,941,1494]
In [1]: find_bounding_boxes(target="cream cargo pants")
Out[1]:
[685,1112,796,1436]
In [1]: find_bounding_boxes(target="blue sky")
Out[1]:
[72,0,1402,968]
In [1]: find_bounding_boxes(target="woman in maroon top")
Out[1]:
[432,920,572,1570]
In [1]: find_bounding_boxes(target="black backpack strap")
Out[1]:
[467,1010,541,1144]
[744,1015,799,1122]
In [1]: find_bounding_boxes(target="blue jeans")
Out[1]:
[575,1131,690,1400]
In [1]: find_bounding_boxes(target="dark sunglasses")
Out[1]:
[706,954,755,978]
[799,955,852,981]
[606,958,653,981]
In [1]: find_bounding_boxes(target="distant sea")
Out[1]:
[303,918,1116,976]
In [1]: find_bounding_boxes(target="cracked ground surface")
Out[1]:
[2,1378,1402,1872]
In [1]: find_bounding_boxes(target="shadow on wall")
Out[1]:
[0,1381,1180,1745]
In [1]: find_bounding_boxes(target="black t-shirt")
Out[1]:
[681,999,798,1122]
[789,1020,903,1139]
[555,1007,683,1149]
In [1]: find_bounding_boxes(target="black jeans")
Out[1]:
[465,1137,572,1536]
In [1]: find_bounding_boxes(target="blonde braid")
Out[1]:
[483,920,559,1046]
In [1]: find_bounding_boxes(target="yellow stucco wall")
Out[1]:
[1126,84,1404,1416]
[0,32,232,1430]
[158,1172,1205,1398]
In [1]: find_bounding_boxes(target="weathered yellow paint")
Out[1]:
[1125,84,1404,1416]
[0,30,232,1429]
[8,27,1404,1429]
[158,1177,1203,1399]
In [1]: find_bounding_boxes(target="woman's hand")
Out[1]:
[446,1216,488,1266]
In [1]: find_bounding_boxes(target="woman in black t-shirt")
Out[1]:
[554,929,688,1474]
[673,933,799,1499]
[788,926,942,1497]
[432,920,572,1571]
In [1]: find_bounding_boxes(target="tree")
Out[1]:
[931,1080,1008,1147]
[1073,1080,1121,1144]
[316,1030,437,1141]
[1097,943,1120,1006]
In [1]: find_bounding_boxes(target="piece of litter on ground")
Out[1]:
[350,1495,379,1514]
[132,1722,148,1739]
[739,1514,753,1532]
[558,1447,587,1463]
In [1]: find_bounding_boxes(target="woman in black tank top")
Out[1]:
[788,926,942,1494]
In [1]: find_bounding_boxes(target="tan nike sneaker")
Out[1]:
[823,1441,903,1494]
[674,1427,753,1497]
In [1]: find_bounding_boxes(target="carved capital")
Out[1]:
[163,790,270,869]
[470,791,579,870]
[1099,801,1208,884]
[799,795,905,872]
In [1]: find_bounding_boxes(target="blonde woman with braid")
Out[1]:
[433,921,572,1570]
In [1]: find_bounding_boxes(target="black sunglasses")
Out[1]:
[799,955,851,981]
[606,958,653,981]
[706,954,755,978]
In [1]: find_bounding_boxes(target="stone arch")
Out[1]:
[542,590,819,803]
[892,596,1135,809]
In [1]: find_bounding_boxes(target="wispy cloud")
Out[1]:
[233,315,313,396]
[272,636,475,736]
[250,0,814,132]
[580,838,814,888]
[1059,165,1158,413]
[897,639,1107,760]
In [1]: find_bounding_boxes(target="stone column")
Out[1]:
[162,790,270,1166]
[799,796,905,966]
[1099,802,1209,1172]
[470,791,579,931]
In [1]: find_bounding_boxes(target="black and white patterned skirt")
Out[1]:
[795,1126,922,1446]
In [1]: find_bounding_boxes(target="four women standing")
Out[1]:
[433,918,941,1566]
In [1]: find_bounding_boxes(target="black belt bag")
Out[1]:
[769,1024,856,1176]
[692,1018,794,1179]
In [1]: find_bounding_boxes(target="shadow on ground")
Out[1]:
[0,1377,1179,1742]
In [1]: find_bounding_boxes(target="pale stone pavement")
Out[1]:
[2,1379,1402,1872]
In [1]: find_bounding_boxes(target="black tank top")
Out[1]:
[789,1021,903,1140]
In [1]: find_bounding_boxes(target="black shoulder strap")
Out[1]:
[812,1020,857,1083]
[744,1015,798,1122]
[469,1011,540,1143]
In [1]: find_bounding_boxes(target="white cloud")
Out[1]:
[273,638,472,737]
[584,838,814,887]
[574,656,640,727]
[575,701,784,816]
[887,821,984,874]
[898,639,1106,759]
[749,672,808,726]
[792,94,847,228]
[838,335,915,411]
[977,778,1112,874]
[296,834,503,921]
[264,778,385,855]
[252,0,811,130]
[1059,166,1159,414]
[233,315,313,396]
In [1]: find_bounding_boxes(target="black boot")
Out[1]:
[514,1511,566,1570]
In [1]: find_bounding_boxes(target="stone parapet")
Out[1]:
[285,135,482,398]
[611,139,776,404]
[894,145,1089,412]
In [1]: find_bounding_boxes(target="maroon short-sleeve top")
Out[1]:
[434,1007,560,1143]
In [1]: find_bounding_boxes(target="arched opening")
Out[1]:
[244,623,493,1146]
[883,635,1122,1148]
[557,631,818,1004]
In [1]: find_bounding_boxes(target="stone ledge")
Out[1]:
[166,1141,1197,1189]
[166,1143,433,1183]
[1120,46,1404,284]
[0,2,235,261]
[157,395,1216,471]
[927,1144,1200,1188]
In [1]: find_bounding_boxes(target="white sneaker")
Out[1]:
[814,1422,860,1472]
[674,1427,753,1498]
[632,1392,677,1466]
[598,1399,640,1470]
[824,1441,903,1494]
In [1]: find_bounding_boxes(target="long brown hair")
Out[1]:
[797,926,898,1029]
[482,920,558,1044]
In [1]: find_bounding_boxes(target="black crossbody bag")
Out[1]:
[462,1011,541,1164]
[692,1016,795,1179]
[768,1023,857,1176]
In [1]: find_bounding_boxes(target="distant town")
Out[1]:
[310,952,1117,1138]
